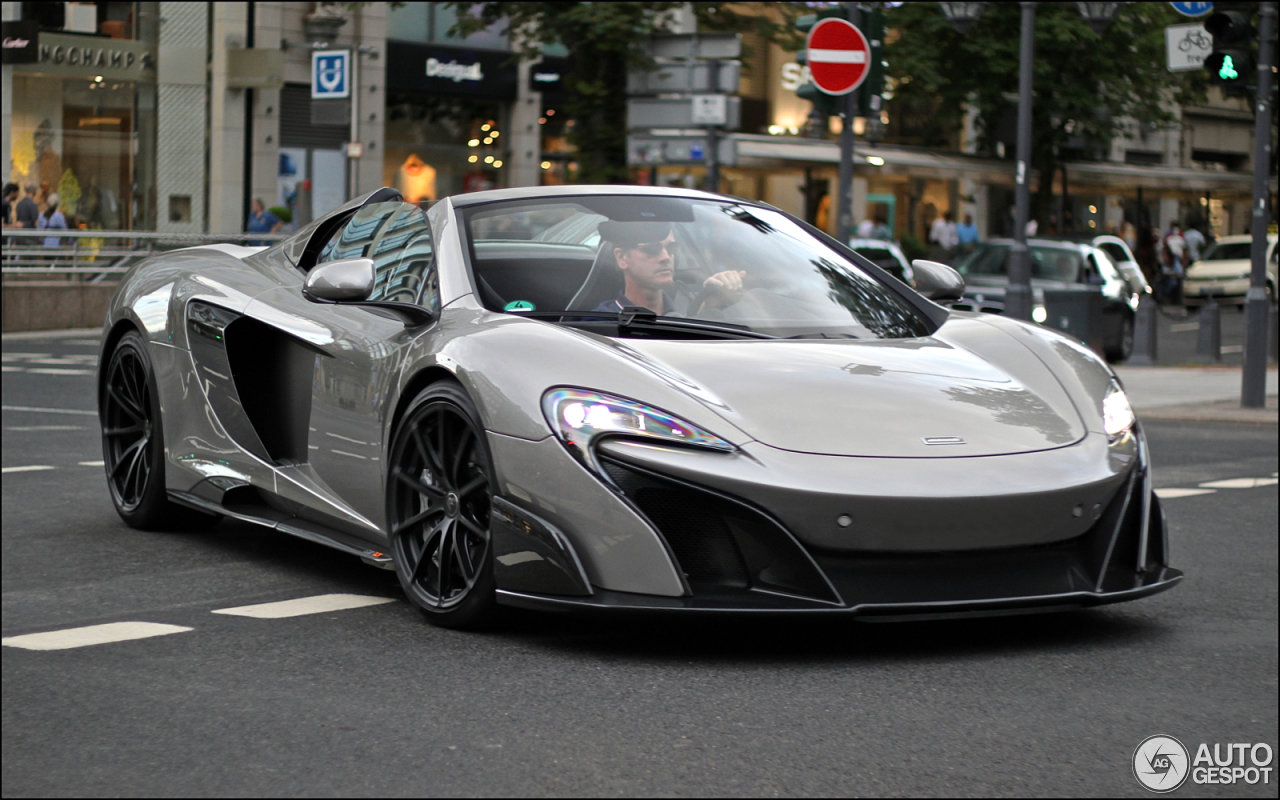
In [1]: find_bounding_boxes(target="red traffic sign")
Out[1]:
[806,18,870,96]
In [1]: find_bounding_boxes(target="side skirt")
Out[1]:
[168,489,395,570]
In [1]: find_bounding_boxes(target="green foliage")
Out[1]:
[57,168,81,218]
[897,231,928,264]
[447,2,807,183]
[884,2,1207,223]
[268,206,292,224]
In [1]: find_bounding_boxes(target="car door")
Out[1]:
[241,200,439,542]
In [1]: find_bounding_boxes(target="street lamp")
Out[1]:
[1074,2,1123,34]
[938,2,985,35]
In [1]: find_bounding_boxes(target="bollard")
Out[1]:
[1128,294,1158,365]
[1194,295,1222,364]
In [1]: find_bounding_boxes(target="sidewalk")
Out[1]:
[1114,365,1278,424]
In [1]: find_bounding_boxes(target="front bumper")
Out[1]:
[492,425,1180,618]
[1183,277,1250,303]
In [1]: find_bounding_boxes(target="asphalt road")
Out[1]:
[1147,302,1257,367]
[3,334,1277,797]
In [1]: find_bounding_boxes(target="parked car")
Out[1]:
[849,238,913,286]
[1183,233,1278,308]
[1090,234,1151,298]
[951,238,1139,363]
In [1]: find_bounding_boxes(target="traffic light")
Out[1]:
[1203,4,1253,97]
[795,8,851,118]
[857,8,885,120]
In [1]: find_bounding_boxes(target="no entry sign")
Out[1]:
[806,18,870,96]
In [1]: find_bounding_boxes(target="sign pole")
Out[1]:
[706,57,720,193]
[835,4,861,244]
[1007,1,1037,322]
[1241,1,1276,408]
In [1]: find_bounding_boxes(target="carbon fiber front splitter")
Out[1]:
[495,566,1183,621]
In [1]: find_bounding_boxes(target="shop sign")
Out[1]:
[530,56,569,100]
[387,41,517,100]
[20,32,155,82]
[1,21,39,64]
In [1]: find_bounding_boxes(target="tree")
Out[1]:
[883,2,1207,227]
[447,2,805,184]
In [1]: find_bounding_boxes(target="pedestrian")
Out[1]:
[37,193,67,249]
[1182,218,1206,265]
[1158,223,1188,305]
[941,211,960,258]
[855,216,875,239]
[1,183,16,227]
[16,184,39,229]
[246,198,282,246]
[1121,220,1138,254]
[956,213,980,253]
[928,209,948,253]
[871,212,892,241]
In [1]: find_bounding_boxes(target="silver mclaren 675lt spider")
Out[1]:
[97,185,1181,628]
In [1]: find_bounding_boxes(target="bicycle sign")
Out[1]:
[1169,2,1213,17]
[1165,23,1213,71]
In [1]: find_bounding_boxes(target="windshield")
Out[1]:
[1200,241,1251,261]
[462,196,930,339]
[955,243,1084,282]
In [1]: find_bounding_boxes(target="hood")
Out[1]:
[614,337,1085,458]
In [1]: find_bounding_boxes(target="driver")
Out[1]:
[595,221,745,316]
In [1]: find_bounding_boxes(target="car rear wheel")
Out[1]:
[387,381,498,630]
[101,331,218,530]
[1105,313,1134,363]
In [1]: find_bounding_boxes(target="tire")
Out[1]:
[386,380,498,630]
[101,331,219,530]
[1105,313,1134,364]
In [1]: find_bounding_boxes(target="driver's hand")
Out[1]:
[704,270,746,295]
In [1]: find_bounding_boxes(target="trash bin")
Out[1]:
[1041,286,1105,355]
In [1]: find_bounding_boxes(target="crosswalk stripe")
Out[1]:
[211,594,397,619]
[1154,488,1217,499]
[2,622,193,651]
[1,465,56,474]
[1199,477,1279,489]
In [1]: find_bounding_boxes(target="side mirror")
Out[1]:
[303,258,375,302]
[911,259,965,301]
[304,257,434,327]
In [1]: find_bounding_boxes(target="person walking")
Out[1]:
[956,213,980,254]
[37,193,67,249]
[1158,223,1189,306]
[1182,219,1206,265]
[15,184,39,229]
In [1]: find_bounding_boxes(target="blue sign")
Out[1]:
[689,141,705,161]
[311,50,350,99]
[1169,2,1213,17]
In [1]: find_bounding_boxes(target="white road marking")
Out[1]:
[1169,323,1200,333]
[62,339,102,346]
[0,353,52,360]
[1,405,97,415]
[26,368,93,375]
[1,465,56,474]
[79,460,105,466]
[2,622,192,651]
[211,594,397,619]
[1154,487,1217,499]
[325,432,369,445]
[1199,477,1279,489]
[27,358,89,365]
[1220,345,1244,354]
[331,449,367,459]
[6,425,84,431]
[2,366,23,372]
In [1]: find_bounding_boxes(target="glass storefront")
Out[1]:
[6,6,158,231]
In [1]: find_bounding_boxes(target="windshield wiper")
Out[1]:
[511,309,777,339]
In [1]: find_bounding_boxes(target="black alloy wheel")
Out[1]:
[387,381,497,629]
[101,331,217,529]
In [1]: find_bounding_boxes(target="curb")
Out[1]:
[1,327,102,341]
[1138,397,1278,424]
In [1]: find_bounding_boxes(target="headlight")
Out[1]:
[542,389,735,466]
[1102,380,1135,440]
[1032,305,1048,324]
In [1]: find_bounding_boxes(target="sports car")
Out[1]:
[97,185,1181,629]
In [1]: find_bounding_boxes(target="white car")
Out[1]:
[1091,234,1151,298]
[849,238,913,286]
[1183,234,1278,307]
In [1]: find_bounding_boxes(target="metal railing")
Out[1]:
[2,229,290,280]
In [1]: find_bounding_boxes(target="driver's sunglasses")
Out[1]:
[633,239,678,257]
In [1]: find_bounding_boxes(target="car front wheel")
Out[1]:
[387,380,498,630]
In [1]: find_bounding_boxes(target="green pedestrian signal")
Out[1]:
[1218,54,1238,80]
